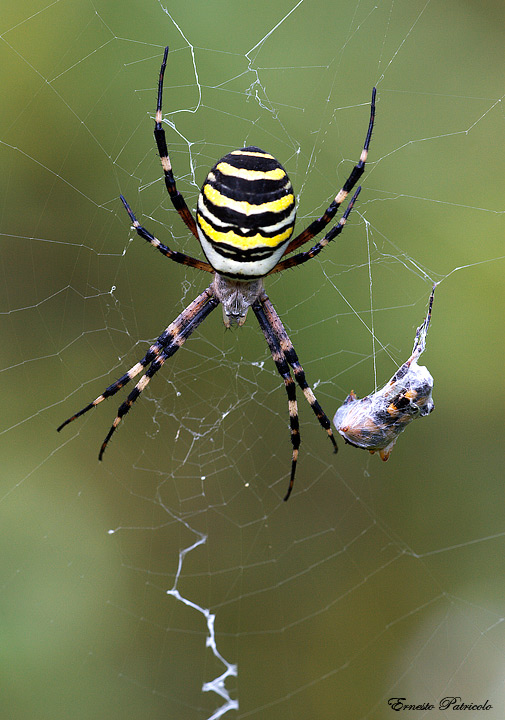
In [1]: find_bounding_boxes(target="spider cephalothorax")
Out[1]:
[58,46,376,500]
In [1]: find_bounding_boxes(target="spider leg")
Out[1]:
[120,195,213,273]
[260,293,338,451]
[57,297,204,433]
[254,292,338,500]
[98,350,168,460]
[269,187,361,274]
[57,342,163,433]
[252,301,300,502]
[58,286,219,450]
[98,286,219,459]
[282,87,375,257]
[154,46,199,240]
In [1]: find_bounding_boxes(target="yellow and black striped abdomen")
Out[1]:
[196,147,296,278]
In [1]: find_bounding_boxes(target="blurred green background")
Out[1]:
[1,0,503,718]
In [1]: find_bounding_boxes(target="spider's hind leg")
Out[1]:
[153,46,199,240]
[280,86,375,257]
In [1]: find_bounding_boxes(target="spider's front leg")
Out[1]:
[253,301,301,501]
[260,294,338,453]
[253,292,338,500]
[58,285,219,458]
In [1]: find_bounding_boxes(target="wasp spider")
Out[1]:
[58,47,376,500]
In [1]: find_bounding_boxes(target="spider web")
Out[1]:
[1,0,504,718]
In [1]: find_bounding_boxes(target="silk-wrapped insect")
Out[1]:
[333,285,437,460]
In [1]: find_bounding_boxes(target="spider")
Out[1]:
[58,47,376,501]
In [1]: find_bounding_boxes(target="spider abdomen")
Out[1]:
[196,147,296,278]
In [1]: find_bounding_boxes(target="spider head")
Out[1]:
[213,274,264,328]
